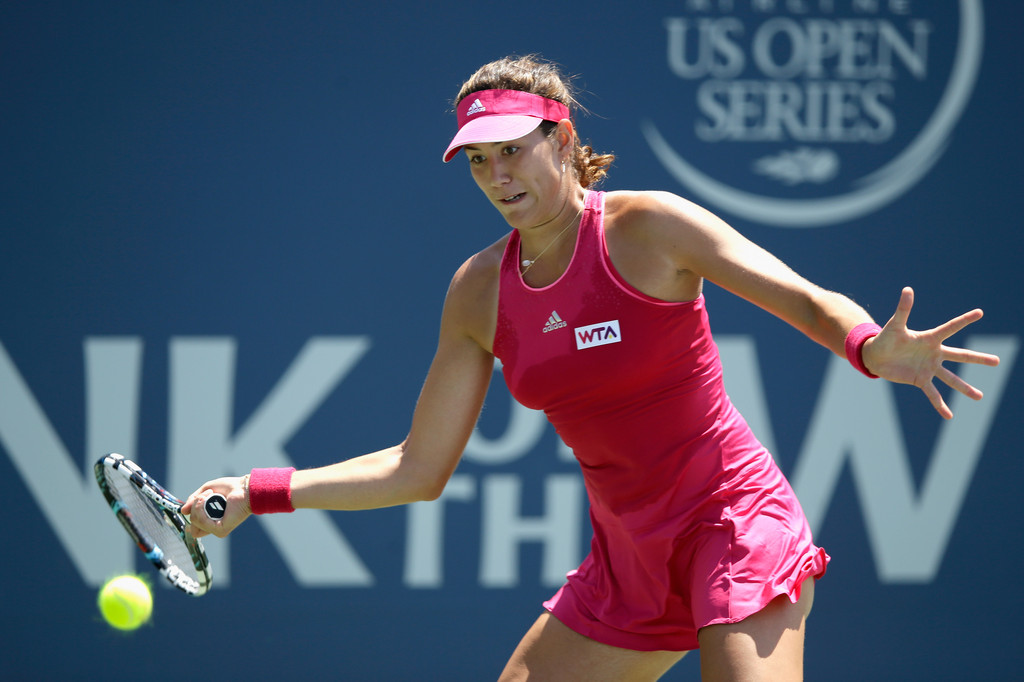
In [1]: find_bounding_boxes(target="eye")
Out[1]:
[502,145,520,156]
[467,153,485,165]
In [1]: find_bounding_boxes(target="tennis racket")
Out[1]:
[94,452,226,596]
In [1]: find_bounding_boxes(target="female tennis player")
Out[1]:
[184,55,1000,680]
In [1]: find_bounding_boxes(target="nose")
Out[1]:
[487,157,510,187]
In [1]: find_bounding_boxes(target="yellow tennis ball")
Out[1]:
[98,575,153,631]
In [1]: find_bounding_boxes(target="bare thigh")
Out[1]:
[697,577,816,682]
[498,612,687,682]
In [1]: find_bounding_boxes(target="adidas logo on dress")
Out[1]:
[543,311,567,333]
[466,99,486,116]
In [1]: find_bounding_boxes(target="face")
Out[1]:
[463,125,570,230]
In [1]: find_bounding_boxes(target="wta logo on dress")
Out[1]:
[575,320,622,350]
[641,1,984,227]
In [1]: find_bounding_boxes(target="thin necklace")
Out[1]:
[520,207,584,275]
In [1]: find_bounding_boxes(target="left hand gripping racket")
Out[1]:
[95,453,226,596]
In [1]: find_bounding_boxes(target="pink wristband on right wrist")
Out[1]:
[845,322,882,378]
[248,467,296,514]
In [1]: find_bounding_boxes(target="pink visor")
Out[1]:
[442,89,570,162]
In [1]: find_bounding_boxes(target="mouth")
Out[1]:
[499,193,525,204]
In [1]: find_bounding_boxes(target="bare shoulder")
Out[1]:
[602,190,716,234]
[442,234,508,353]
[600,189,729,268]
[597,190,722,301]
[448,234,507,305]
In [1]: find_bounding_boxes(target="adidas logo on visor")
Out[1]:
[466,99,486,116]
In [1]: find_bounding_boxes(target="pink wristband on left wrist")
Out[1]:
[845,323,882,378]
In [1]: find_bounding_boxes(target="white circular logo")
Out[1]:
[641,1,984,227]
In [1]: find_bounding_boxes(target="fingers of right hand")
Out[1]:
[187,492,221,533]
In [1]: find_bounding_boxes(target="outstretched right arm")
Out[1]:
[184,251,500,537]
[288,293,494,509]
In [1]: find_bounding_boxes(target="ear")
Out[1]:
[555,119,575,155]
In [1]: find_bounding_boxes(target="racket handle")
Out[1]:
[204,494,227,519]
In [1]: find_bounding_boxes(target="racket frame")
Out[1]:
[94,453,214,596]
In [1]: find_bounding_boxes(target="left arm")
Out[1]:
[642,191,870,355]
[627,191,1000,418]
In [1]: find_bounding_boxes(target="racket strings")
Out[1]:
[106,472,204,585]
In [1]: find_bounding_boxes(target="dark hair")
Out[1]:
[454,55,614,188]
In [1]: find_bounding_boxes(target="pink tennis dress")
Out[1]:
[492,190,828,651]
